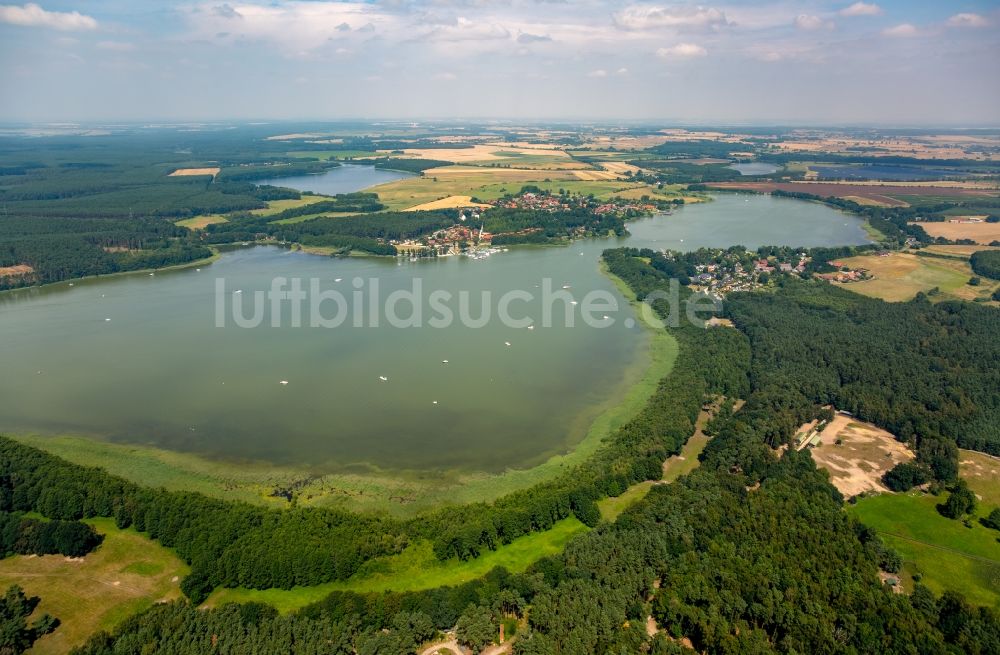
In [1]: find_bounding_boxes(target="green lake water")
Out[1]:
[0,189,869,473]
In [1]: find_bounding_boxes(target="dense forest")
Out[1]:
[719,278,1000,459]
[202,208,456,256]
[0,511,103,558]
[486,207,628,245]
[971,250,1000,280]
[0,134,329,288]
[0,215,213,289]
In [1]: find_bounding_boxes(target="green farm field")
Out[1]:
[848,492,1000,608]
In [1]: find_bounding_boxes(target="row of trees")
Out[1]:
[971,249,1000,280]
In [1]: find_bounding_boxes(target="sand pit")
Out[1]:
[0,264,33,278]
[801,414,914,497]
[168,167,220,177]
[405,195,492,211]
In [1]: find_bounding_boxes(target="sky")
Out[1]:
[1,1,999,125]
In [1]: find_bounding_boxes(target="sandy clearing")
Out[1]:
[0,264,33,277]
[405,195,492,211]
[419,637,465,655]
[915,221,1000,244]
[168,167,220,177]
[804,414,914,497]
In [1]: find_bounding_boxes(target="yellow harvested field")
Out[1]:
[0,518,188,655]
[168,167,219,177]
[842,195,896,207]
[405,195,492,211]
[923,244,1000,257]
[573,169,619,181]
[176,214,228,230]
[599,161,640,176]
[834,252,996,303]
[804,414,914,497]
[423,165,580,181]
[250,195,330,216]
[915,221,1000,245]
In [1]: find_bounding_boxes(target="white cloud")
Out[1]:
[0,3,98,30]
[420,17,510,43]
[616,67,628,75]
[656,43,708,59]
[96,41,135,52]
[614,5,727,31]
[432,71,457,81]
[587,68,607,78]
[882,23,919,38]
[839,2,882,18]
[946,13,990,29]
[794,15,833,31]
[516,32,551,44]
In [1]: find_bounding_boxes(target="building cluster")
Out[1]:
[818,260,873,283]
[495,191,657,216]
[393,223,495,257]
[684,250,810,298]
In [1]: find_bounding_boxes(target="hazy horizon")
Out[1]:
[2,1,999,124]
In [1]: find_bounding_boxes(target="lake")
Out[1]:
[628,193,871,250]
[0,191,869,474]
[728,162,780,176]
[259,164,413,195]
[811,164,966,181]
